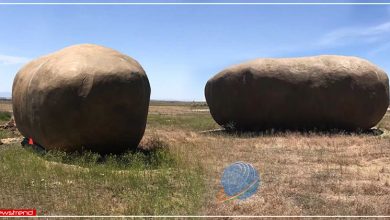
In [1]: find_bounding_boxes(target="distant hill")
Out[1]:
[150,100,207,106]
[0,92,11,99]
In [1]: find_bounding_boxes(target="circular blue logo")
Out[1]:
[220,162,260,202]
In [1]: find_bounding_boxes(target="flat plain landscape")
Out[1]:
[1,100,390,216]
[0,99,12,113]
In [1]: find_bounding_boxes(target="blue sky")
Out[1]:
[1,2,390,100]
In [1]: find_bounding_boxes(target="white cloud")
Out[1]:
[264,21,390,58]
[0,54,30,65]
[318,22,390,47]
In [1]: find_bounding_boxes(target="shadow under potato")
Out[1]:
[202,127,384,137]
[20,136,174,169]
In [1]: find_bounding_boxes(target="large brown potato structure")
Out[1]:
[12,44,151,153]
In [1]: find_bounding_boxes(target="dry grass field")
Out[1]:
[146,105,390,216]
[1,101,390,216]
[0,99,12,112]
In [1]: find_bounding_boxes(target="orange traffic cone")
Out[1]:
[28,138,34,145]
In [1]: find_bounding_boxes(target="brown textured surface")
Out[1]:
[12,44,150,153]
[205,55,389,131]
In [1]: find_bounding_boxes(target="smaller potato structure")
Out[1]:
[205,55,389,131]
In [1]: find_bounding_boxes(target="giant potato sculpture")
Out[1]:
[205,55,389,131]
[12,44,151,153]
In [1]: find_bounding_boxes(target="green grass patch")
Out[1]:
[147,113,219,131]
[0,139,205,215]
[40,147,176,171]
[0,111,11,122]
[0,129,16,139]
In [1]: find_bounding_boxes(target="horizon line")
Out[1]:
[0,97,207,102]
